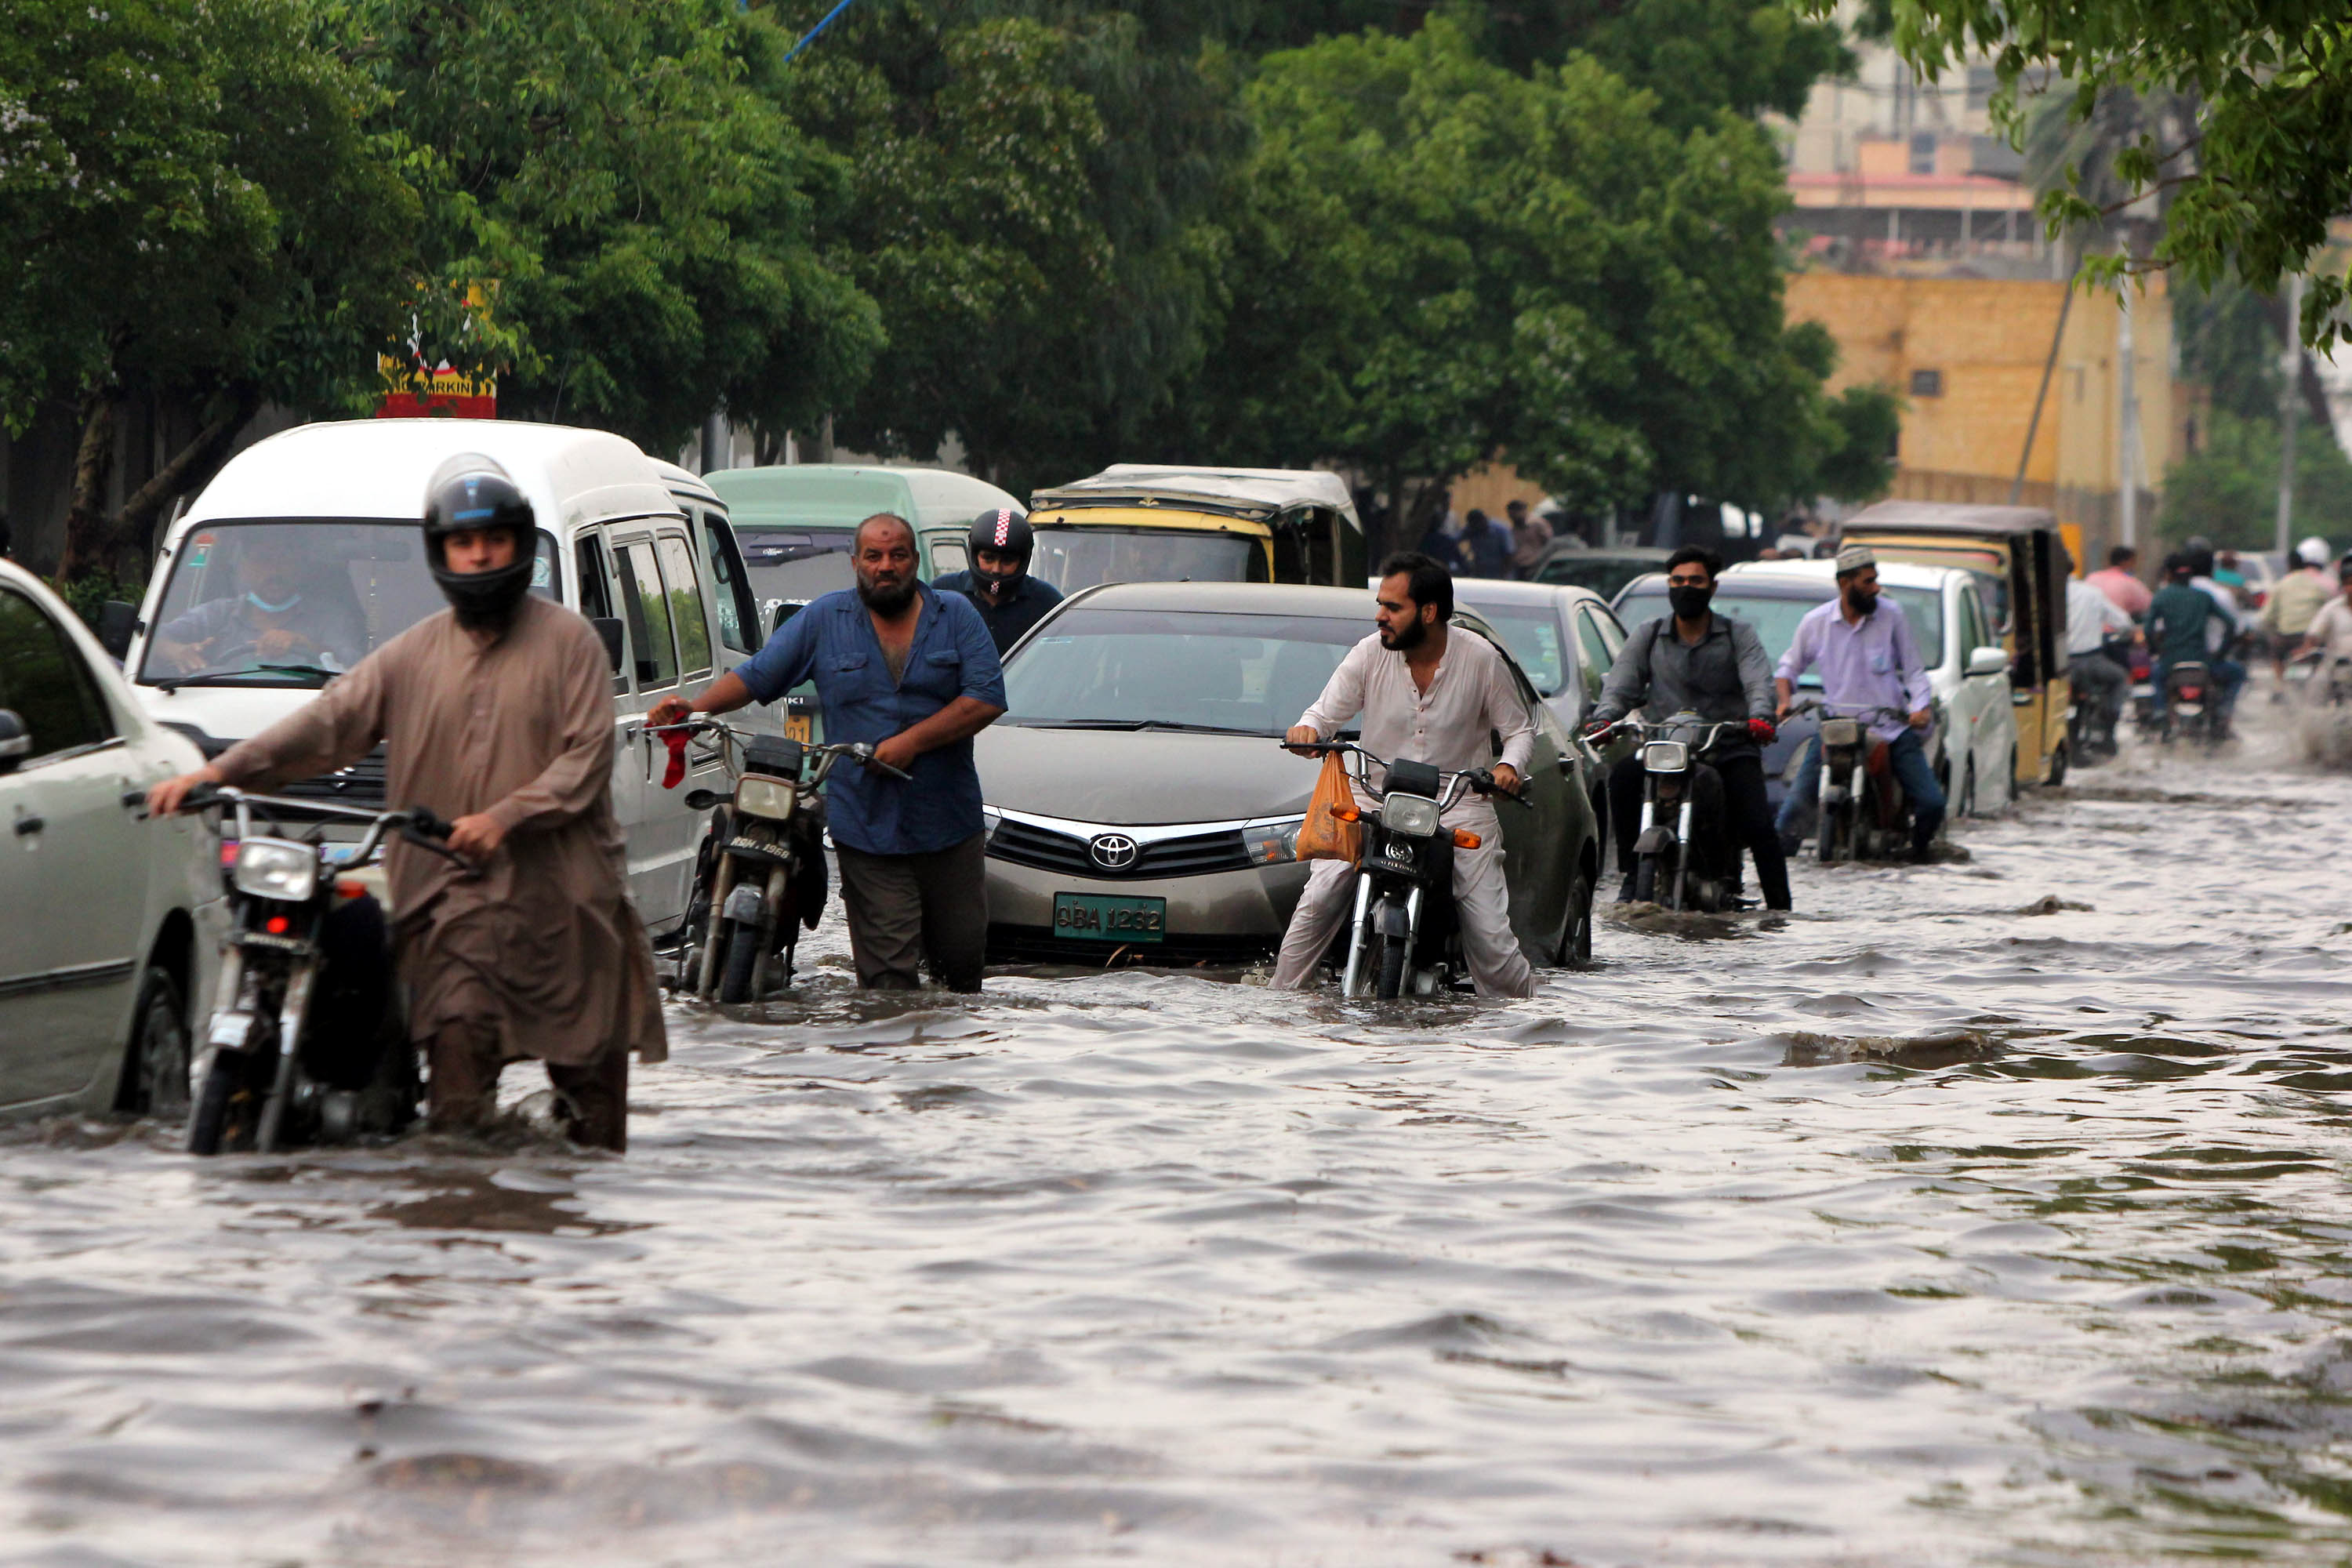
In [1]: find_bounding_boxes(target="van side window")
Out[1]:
[657,534,713,678]
[0,588,114,761]
[929,535,968,577]
[698,512,759,654]
[575,535,614,621]
[531,532,561,600]
[617,541,679,690]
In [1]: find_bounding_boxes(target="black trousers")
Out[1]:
[1608,752,1791,910]
[834,832,988,993]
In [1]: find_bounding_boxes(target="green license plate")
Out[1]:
[1052,892,1167,942]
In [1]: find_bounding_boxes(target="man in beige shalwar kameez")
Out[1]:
[151,455,662,1149]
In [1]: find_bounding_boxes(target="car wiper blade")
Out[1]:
[151,662,338,691]
[1134,720,1271,735]
[1004,718,1271,735]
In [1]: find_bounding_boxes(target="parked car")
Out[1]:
[1530,544,1672,604]
[114,419,773,938]
[1450,578,1628,734]
[1613,557,2020,818]
[1025,465,1367,590]
[0,560,226,1122]
[973,581,1599,970]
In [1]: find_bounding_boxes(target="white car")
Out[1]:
[1720,557,2020,815]
[0,561,225,1121]
[1449,578,1630,734]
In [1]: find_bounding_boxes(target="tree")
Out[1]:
[335,0,883,455]
[1160,20,1870,544]
[0,0,419,578]
[2164,411,2352,554]
[1860,0,2352,347]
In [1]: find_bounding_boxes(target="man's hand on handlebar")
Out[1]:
[645,694,695,729]
[1490,763,1521,796]
[1748,717,1777,744]
[872,732,920,775]
[1284,724,1325,756]
[147,765,224,818]
[445,812,508,863]
[1908,707,1933,730]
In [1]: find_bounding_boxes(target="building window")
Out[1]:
[1911,368,1944,397]
[1909,131,1936,176]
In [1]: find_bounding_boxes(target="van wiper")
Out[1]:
[1011,718,1267,735]
[151,662,339,692]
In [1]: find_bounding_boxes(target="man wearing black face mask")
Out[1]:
[932,507,1063,655]
[1584,546,1788,909]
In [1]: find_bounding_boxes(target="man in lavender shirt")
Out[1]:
[1771,545,1945,861]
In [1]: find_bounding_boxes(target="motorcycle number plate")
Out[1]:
[1052,892,1165,942]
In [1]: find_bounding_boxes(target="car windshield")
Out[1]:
[1617,582,1945,677]
[1460,605,1567,695]
[1004,608,1362,735]
[738,528,855,610]
[1537,554,1661,601]
[1027,526,1264,593]
[137,519,557,688]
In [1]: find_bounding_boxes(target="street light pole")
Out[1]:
[2277,272,2303,559]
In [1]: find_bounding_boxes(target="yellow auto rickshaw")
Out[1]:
[1838,501,2073,787]
[1026,465,1366,590]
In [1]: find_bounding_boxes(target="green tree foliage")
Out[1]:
[2164,411,2352,554]
[1162,20,1875,537]
[333,0,881,452]
[771,0,1239,494]
[1860,0,2352,347]
[0,0,419,575]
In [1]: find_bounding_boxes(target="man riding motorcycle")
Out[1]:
[931,506,1064,655]
[1773,544,1944,862]
[1272,551,1537,1000]
[2148,550,2245,735]
[2291,557,2352,669]
[1583,546,1787,909]
[2063,549,2135,756]
[2267,536,2337,686]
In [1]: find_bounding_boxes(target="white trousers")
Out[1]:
[1269,815,1535,1000]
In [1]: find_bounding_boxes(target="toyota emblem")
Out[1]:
[1088,833,1140,871]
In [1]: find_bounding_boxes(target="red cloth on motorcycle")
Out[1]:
[660,728,690,789]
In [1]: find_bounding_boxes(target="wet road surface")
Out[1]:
[6,698,2352,1566]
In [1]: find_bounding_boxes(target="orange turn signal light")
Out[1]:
[1450,829,1482,849]
[335,880,368,901]
[1330,804,1360,822]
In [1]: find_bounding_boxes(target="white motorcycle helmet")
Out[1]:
[2299,535,2334,569]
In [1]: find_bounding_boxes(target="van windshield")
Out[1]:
[1028,525,1265,593]
[137,519,557,688]
[738,528,855,612]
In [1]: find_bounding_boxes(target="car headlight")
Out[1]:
[734,774,796,821]
[1641,740,1689,773]
[1381,793,1441,838]
[233,837,320,902]
[1243,815,1305,866]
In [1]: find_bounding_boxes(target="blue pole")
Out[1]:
[783,0,863,63]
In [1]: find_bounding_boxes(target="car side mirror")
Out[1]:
[589,617,624,673]
[0,710,27,777]
[771,600,804,637]
[97,601,138,661]
[1967,645,2011,677]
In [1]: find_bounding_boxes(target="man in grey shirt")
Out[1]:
[1584,546,1788,909]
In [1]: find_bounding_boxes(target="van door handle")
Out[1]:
[13,815,43,837]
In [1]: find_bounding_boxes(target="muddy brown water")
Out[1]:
[7,697,2352,1566]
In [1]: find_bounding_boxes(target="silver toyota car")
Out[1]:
[973,581,1601,969]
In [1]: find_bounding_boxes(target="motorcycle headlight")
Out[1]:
[1243,815,1305,866]
[734,774,797,821]
[1642,740,1689,773]
[233,837,320,902]
[1381,793,1441,838]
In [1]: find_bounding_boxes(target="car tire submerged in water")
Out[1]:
[116,965,191,1117]
[1958,758,1977,819]
[1559,866,1594,970]
[718,920,760,1004]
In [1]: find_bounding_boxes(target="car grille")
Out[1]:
[276,746,389,810]
[987,818,1254,879]
[988,924,1277,967]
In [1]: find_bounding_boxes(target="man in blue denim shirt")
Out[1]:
[650,514,1007,990]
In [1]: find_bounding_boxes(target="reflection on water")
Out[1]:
[7,700,2352,1565]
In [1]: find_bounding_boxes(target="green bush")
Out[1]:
[2161,411,2352,554]
[53,573,141,632]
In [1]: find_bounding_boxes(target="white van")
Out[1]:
[118,419,777,935]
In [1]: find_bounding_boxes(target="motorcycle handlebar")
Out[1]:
[1278,738,1525,807]
[650,719,913,781]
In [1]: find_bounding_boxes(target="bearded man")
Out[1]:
[148,454,664,1150]
[650,512,1007,991]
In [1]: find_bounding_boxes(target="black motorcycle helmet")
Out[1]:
[966,506,1033,597]
[2182,534,2216,579]
[423,452,536,630]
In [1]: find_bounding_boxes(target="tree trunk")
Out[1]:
[111,389,260,576]
[56,383,122,583]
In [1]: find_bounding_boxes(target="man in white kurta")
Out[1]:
[1271,554,1538,1000]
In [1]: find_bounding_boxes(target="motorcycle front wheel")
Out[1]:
[717,919,762,1004]
[1817,808,1844,862]
[1374,932,1410,1000]
[1631,853,1659,904]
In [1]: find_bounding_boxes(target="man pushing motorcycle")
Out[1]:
[1271,552,1537,1000]
[148,455,665,1150]
[1773,544,1944,862]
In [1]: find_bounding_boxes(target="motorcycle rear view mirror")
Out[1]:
[0,709,27,776]
[589,616,625,673]
[684,788,721,811]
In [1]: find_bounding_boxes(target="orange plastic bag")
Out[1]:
[1293,751,1363,863]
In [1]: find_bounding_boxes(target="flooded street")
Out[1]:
[8,699,2352,1567]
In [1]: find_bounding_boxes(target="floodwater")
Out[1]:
[8,698,2352,1567]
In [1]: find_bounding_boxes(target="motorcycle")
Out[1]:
[2287,648,2352,707]
[1791,702,1929,863]
[2066,633,2132,764]
[177,786,462,1156]
[1290,739,1523,1000]
[1586,712,1748,911]
[657,720,907,1003]
[2160,660,2222,746]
